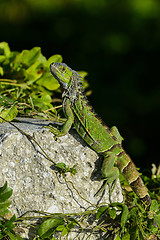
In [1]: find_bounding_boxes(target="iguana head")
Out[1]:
[50,62,83,101]
[50,62,73,90]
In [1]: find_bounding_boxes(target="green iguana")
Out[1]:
[47,62,151,206]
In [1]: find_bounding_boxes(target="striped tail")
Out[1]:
[117,151,151,206]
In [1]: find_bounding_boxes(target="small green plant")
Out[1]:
[0,181,22,239]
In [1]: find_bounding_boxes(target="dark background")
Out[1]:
[0,0,160,172]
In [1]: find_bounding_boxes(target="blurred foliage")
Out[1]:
[0,0,160,169]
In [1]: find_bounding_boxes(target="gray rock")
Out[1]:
[0,118,123,239]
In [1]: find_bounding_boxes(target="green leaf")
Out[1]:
[33,94,53,110]
[61,227,68,236]
[128,206,138,219]
[150,199,159,213]
[55,225,65,231]
[121,205,129,229]
[56,225,68,236]
[25,62,44,82]
[114,235,121,240]
[5,231,17,240]
[0,207,11,217]
[0,182,13,203]
[0,199,11,209]
[0,66,4,75]
[129,226,138,240]
[0,181,8,194]
[96,206,108,219]
[0,106,4,113]
[108,207,117,219]
[40,94,52,104]
[137,229,145,240]
[4,214,16,231]
[150,224,159,234]
[154,213,160,228]
[38,217,64,238]
[68,165,77,175]
[0,105,18,123]
[14,47,46,68]
[47,54,63,67]
[110,202,123,211]
[5,228,22,240]
[0,55,6,63]
[0,95,13,105]
[67,217,82,230]
[122,232,130,240]
[0,42,11,57]
[36,72,60,90]
[55,163,66,170]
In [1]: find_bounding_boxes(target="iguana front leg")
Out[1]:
[46,99,74,138]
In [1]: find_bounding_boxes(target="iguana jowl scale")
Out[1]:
[48,62,151,206]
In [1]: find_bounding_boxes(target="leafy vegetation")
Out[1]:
[0,41,60,122]
[0,174,159,239]
[0,182,22,239]
[0,41,88,123]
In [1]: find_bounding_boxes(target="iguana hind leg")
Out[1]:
[95,151,119,201]
[101,151,119,187]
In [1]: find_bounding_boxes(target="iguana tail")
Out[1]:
[117,150,151,206]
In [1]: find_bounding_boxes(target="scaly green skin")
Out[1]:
[48,62,151,206]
